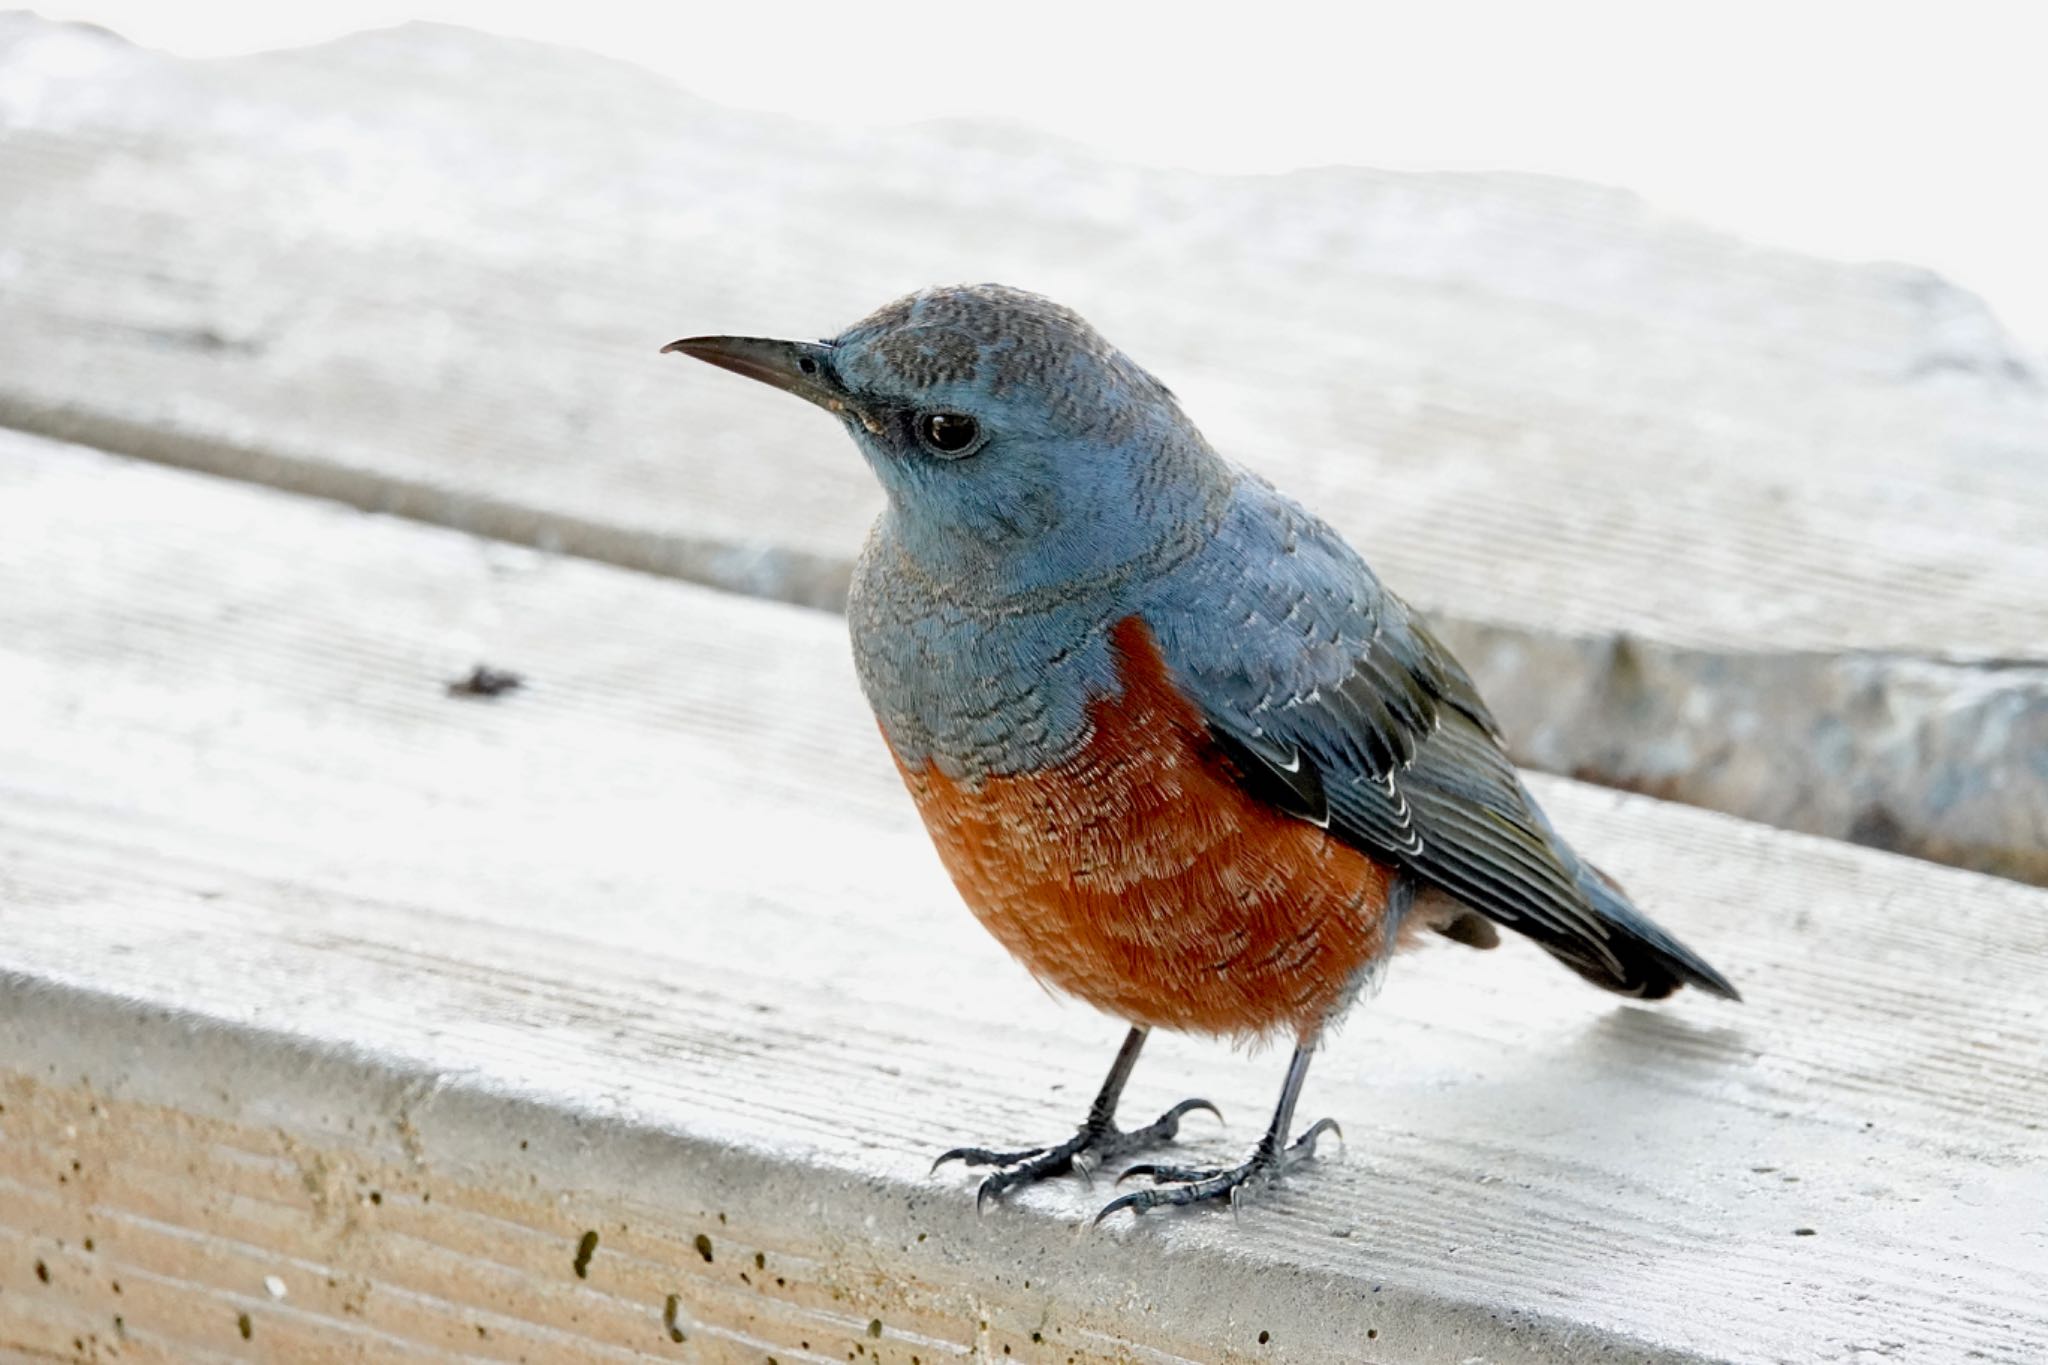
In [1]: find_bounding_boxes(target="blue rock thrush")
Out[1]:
[667,284,1739,1221]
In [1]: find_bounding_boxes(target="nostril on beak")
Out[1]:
[798,356,818,376]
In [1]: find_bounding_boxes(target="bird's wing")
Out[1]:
[1144,479,1628,980]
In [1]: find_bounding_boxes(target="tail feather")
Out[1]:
[1544,862,1741,1002]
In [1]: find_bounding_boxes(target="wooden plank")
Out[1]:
[0,16,2043,884]
[0,430,2043,1364]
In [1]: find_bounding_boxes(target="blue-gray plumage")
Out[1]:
[667,283,1739,1221]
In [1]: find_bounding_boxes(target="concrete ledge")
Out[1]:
[2,431,2044,1362]
[1,15,2044,881]
[0,948,1713,1365]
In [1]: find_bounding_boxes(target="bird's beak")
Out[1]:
[662,335,868,426]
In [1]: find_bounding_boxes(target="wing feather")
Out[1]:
[1150,478,1735,999]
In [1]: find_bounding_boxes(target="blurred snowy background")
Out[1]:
[29,0,2048,355]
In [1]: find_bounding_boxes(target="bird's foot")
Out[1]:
[1095,1116,1342,1223]
[932,1098,1221,1213]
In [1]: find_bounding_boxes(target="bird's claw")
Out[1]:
[1094,1115,1342,1224]
[1113,1160,1214,1186]
[931,1143,1048,1174]
[1294,1116,1343,1158]
[930,1097,1222,1210]
[1154,1097,1224,1131]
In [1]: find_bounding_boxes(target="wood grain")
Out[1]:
[1,431,2043,1363]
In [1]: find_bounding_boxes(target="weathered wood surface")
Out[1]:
[2,430,2044,1363]
[0,15,2043,882]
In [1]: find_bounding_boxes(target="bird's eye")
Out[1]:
[915,411,982,458]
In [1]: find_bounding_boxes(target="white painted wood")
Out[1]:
[1,431,2042,1363]
[1,15,2043,885]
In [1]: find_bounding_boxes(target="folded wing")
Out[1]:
[1148,479,1737,1001]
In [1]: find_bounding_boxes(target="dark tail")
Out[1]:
[1546,861,1741,1002]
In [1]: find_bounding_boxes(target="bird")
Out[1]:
[666,284,1739,1222]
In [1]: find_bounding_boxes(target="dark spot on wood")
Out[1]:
[1367,1328,1378,1340]
[446,664,525,699]
[34,1259,48,1284]
[1794,1227,1818,1236]
[368,1190,382,1205]
[1258,1330,1271,1345]
[663,1293,687,1343]
[867,1318,883,1338]
[695,1233,714,1263]
[139,324,262,356]
[573,1229,600,1278]
[237,1312,252,1340]
[754,1251,765,1270]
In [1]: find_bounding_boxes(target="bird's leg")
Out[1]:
[932,1025,1221,1211]
[1096,1036,1340,1222]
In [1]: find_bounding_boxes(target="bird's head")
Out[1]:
[667,284,1226,593]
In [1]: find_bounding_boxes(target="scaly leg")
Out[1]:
[1096,1036,1339,1222]
[933,1025,1221,1212]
